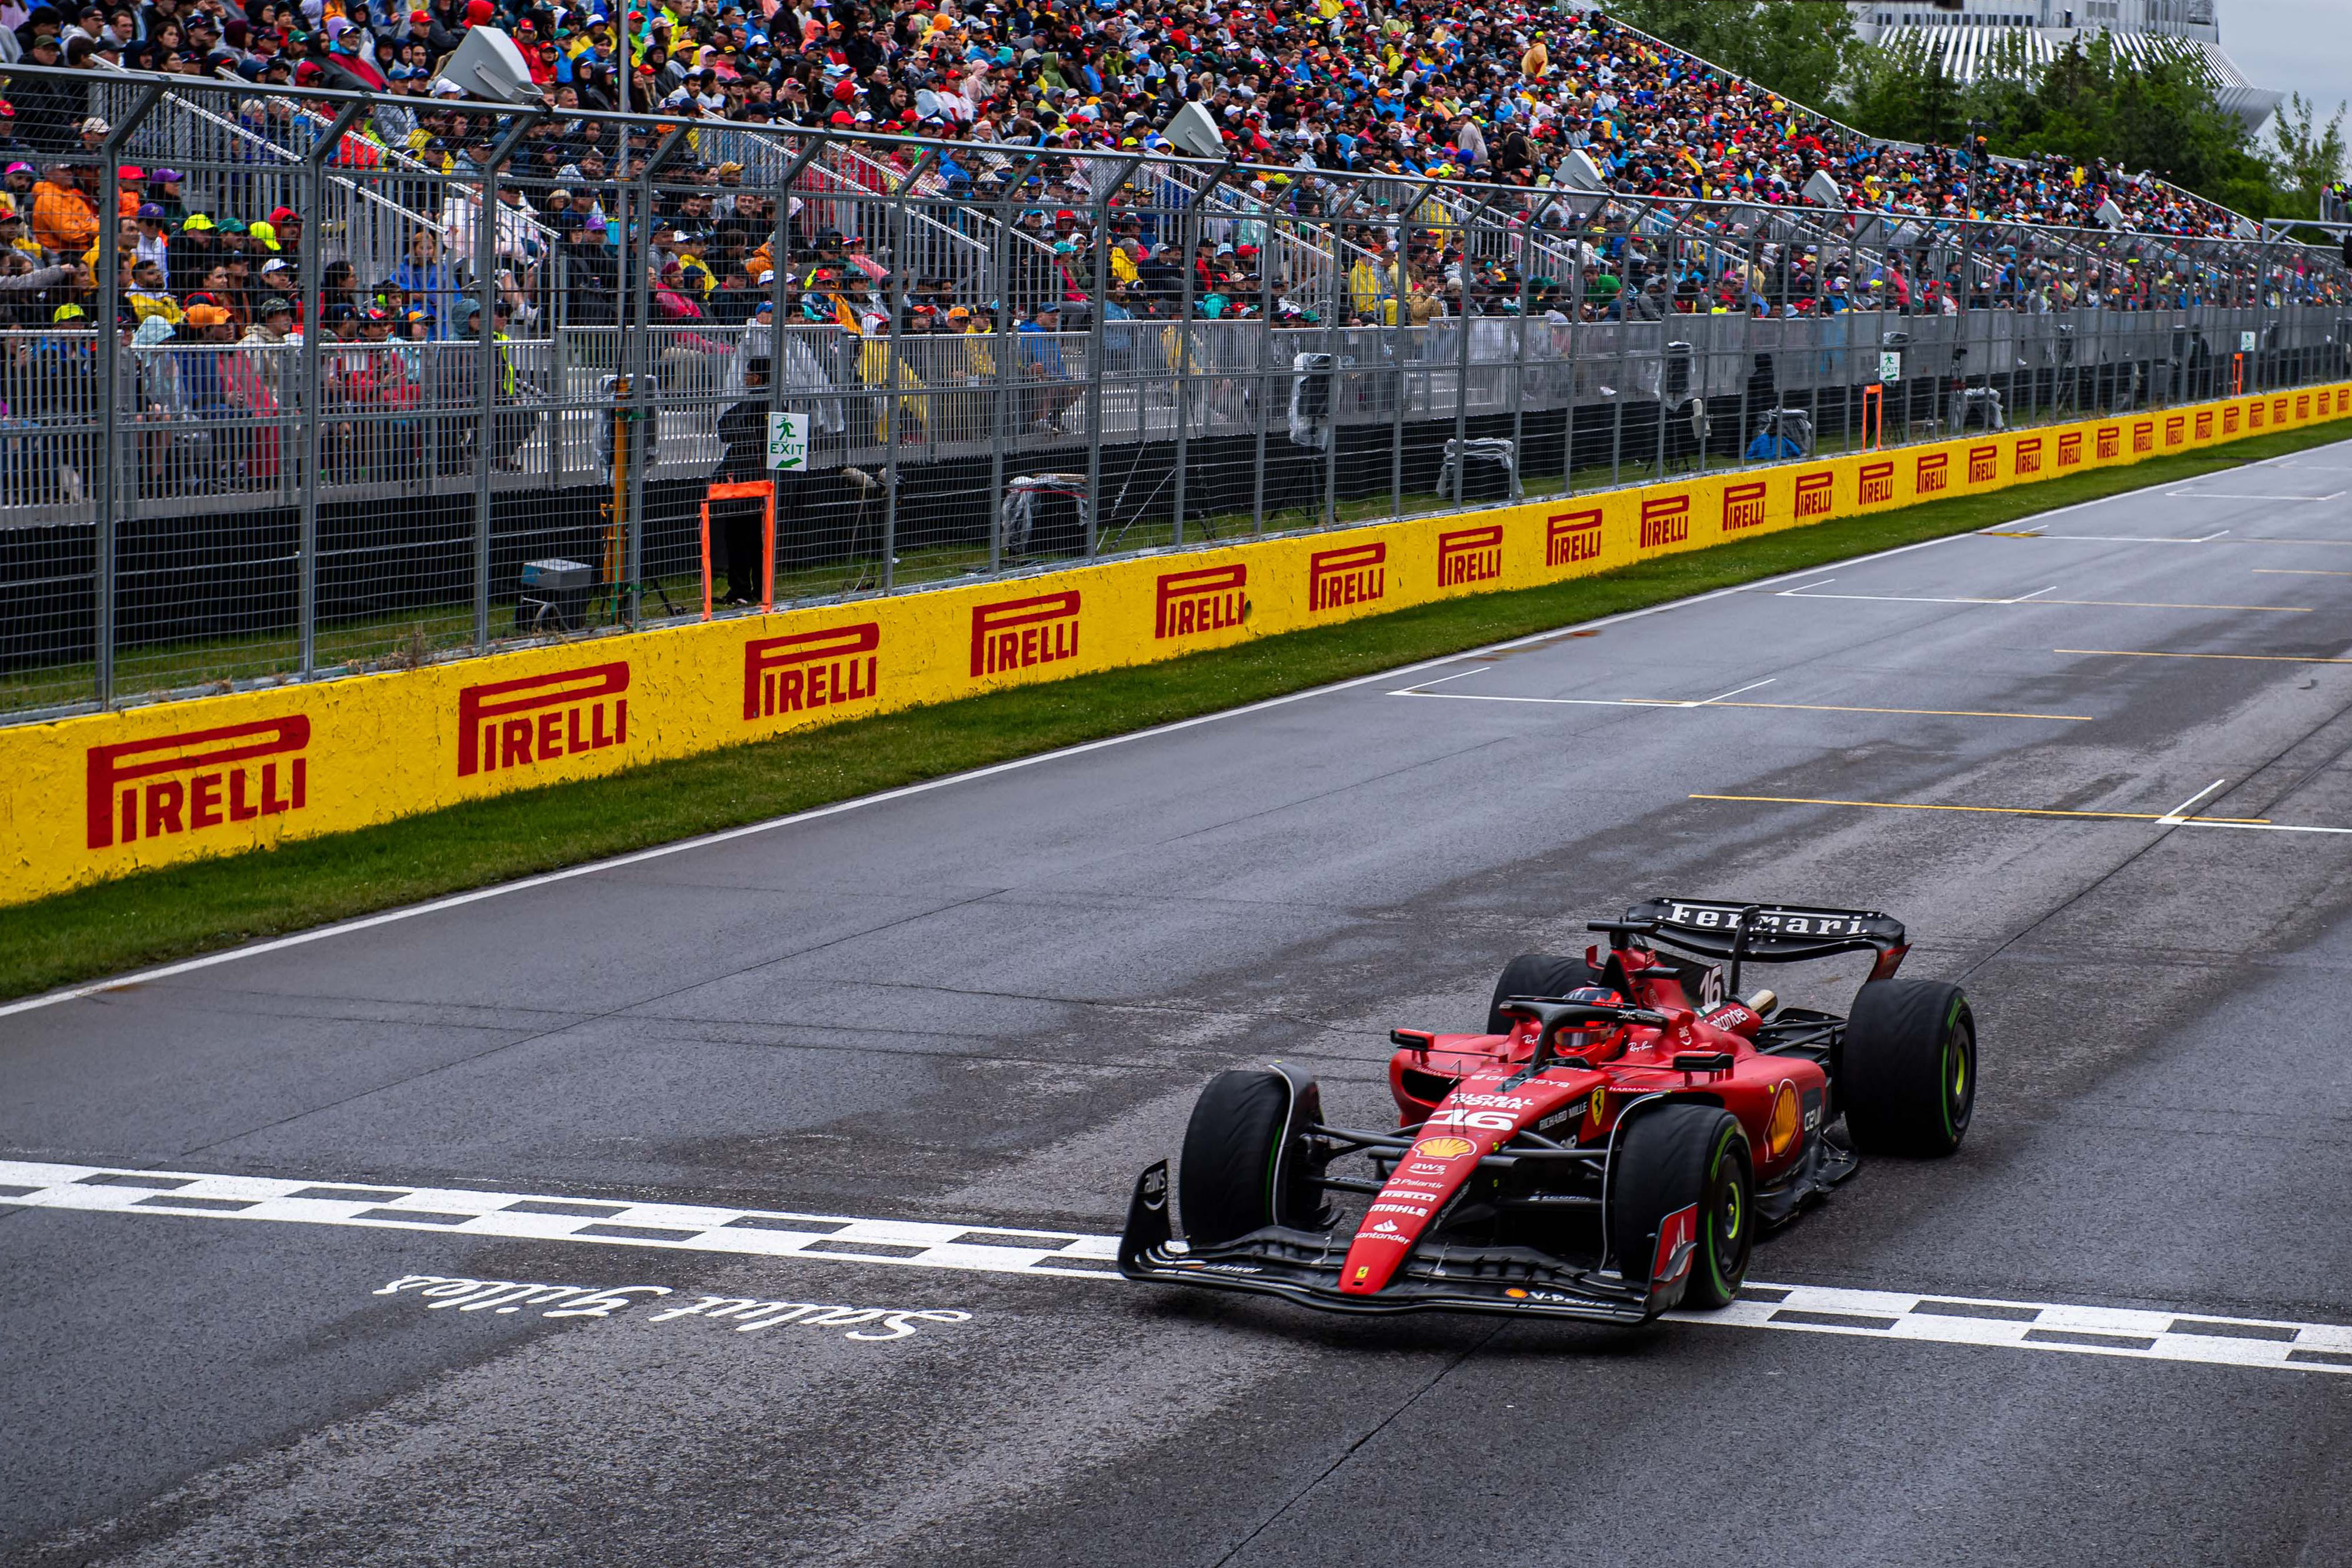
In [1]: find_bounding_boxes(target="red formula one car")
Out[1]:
[1118,898,1977,1323]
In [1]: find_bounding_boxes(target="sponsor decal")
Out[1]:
[1154,563,1249,640]
[2196,410,2214,439]
[743,623,878,721]
[1536,1109,1578,1134]
[970,590,1081,678]
[2057,430,2084,469]
[1412,1136,1477,1161]
[456,662,629,777]
[1652,1202,1699,1289]
[2273,397,2289,424]
[1639,494,1690,549]
[85,716,310,851]
[2133,421,2154,454]
[1353,1265,1371,1282]
[1449,1092,1534,1110]
[2014,436,2044,475]
[1590,1087,1606,1121]
[1720,480,1768,533]
[2250,401,2266,429]
[1371,1218,1401,1233]
[2338,390,2349,414]
[2165,415,2186,447]
[1794,470,1835,519]
[2095,426,2120,460]
[1309,541,1387,613]
[1505,1287,1529,1299]
[1436,524,1505,588]
[1857,460,1895,505]
[1915,452,1948,496]
[1402,1162,1451,1178]
[1369,1202,1430,1219]
[1967,445,1999,484]
[2224,406,2241,434]
[2298,394,2311,420]
[376,1275,967,1341]
[1426,1107,1514,1131]
[1546,508,1604,567]
[1199,1263,1262,1275]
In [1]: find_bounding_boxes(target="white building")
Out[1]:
[1849,1,2281,128]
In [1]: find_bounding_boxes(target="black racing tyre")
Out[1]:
[1485,952,1602,1034]
[1839,979,1976,1158]
[1608,1103,1752,1312]
[1178,1069,1323,1248]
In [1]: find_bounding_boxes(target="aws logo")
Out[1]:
[457,663,629,777]
[1638,494,1690,549]
[1546,509,1603,567]
[2015,436,2044,476]
[1857,460,1895,505]
[1793,470,1835,519]
[85,716,309,851]
[1155,564,1248,640]
[743,623,878,721]
[1915,452,1949,496]
[971,590,1080,678]
[1968,444,1999,484]
[1720,481,1767,533]
[1309,542,1386,613]
[1436,524,1504,587]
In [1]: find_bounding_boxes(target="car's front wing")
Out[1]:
[1115,1162,1656,1325]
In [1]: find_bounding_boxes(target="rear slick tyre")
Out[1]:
[1485,952,1602,1034]
[1840,979,1976,1158]
[1609,1104,1752,1312]
[1178,1069,1322,1248]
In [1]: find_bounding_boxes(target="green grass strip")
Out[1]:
[7,416,2350,1002]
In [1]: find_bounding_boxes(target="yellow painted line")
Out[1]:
[2057,648,2352,665]
[2030,599,2309,612]
[2251,568,2352,577]
[1689,794,2270,824]
[1979,530,2044,537]
[1620,700,2091,721]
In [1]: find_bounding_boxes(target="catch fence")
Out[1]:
[3,68,2348,721]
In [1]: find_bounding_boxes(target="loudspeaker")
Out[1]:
[1165,101,1224,159]
[432,26,541,106]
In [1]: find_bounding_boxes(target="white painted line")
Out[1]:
[2183,820,2352,837]
[2007,586,2060,603]
[1688,677,1776,707]
[8,1159,2350,1376]
[2162,491,2345,502]
[2000,531,2232,544]
[1777,588,2307,613]
[2158,779,2229,826]
[1385,668,1490,697]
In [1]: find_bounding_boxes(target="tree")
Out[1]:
[2264,93,2350,220]
[1601,0,1857,111]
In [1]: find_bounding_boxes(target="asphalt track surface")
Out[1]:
[12,443,2352,1566]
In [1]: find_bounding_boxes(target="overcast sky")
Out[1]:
[2224,0,2352,152]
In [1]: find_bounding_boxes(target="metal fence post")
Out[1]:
[1086,157,1138,556]
[473,112,542,650]
[299,99,366,678]
[881,159,935,589]
[92,83,163,710]
[1254,209,1275,536]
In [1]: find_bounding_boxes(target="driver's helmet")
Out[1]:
[1552,985,1628,1061]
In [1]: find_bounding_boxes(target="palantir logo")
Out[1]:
[86,716,310,850]
[1309,542,1386,612]
[744,623,878,720]
[970,590,1081,677]
[1154,564,1247,639]
[1436,524,1504,587]
[457,662,630,777]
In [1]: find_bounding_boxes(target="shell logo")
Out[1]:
[1412,1136,1478,1160]
[1765,1082,1802,1161]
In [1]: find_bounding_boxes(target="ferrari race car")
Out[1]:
[1118,898,1977,1323]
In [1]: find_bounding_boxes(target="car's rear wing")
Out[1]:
[1600,898,1909,982]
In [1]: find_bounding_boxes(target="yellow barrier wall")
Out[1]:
[6,381,2349,905]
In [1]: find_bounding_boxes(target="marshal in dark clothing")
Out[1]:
[712,357,776,606]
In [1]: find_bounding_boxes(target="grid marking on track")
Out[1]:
[6,1161,2351,1375]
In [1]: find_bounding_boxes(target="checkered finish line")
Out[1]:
[7,1159,2348,1374]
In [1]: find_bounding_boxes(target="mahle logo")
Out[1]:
[1436,524,1504,587]
[1719,481,1767,533]
[1155,564,1248,640]
[457,663,629,777]
[1309,542,1386,613]
[1915,452,1949,496]
[1547,509,1603,566]
[1857,460,1895,505]
[1638,494,1689,549]
[970,590,1081,678]
[1793,470,1835,518]
[743,623,878,720]
[86,716,309,851]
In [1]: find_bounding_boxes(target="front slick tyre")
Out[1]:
[1609,1104,1752,1313]
[1840,979,1975,1158]
[1178,1069,1321,1248]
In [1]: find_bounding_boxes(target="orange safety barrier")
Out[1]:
[1861,383,1885,452]
[2232,352,2245,396]
[700,480,778,620]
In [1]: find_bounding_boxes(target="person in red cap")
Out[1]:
[463,0,493,28]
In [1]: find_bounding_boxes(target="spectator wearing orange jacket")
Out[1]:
[30,165,98,259]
